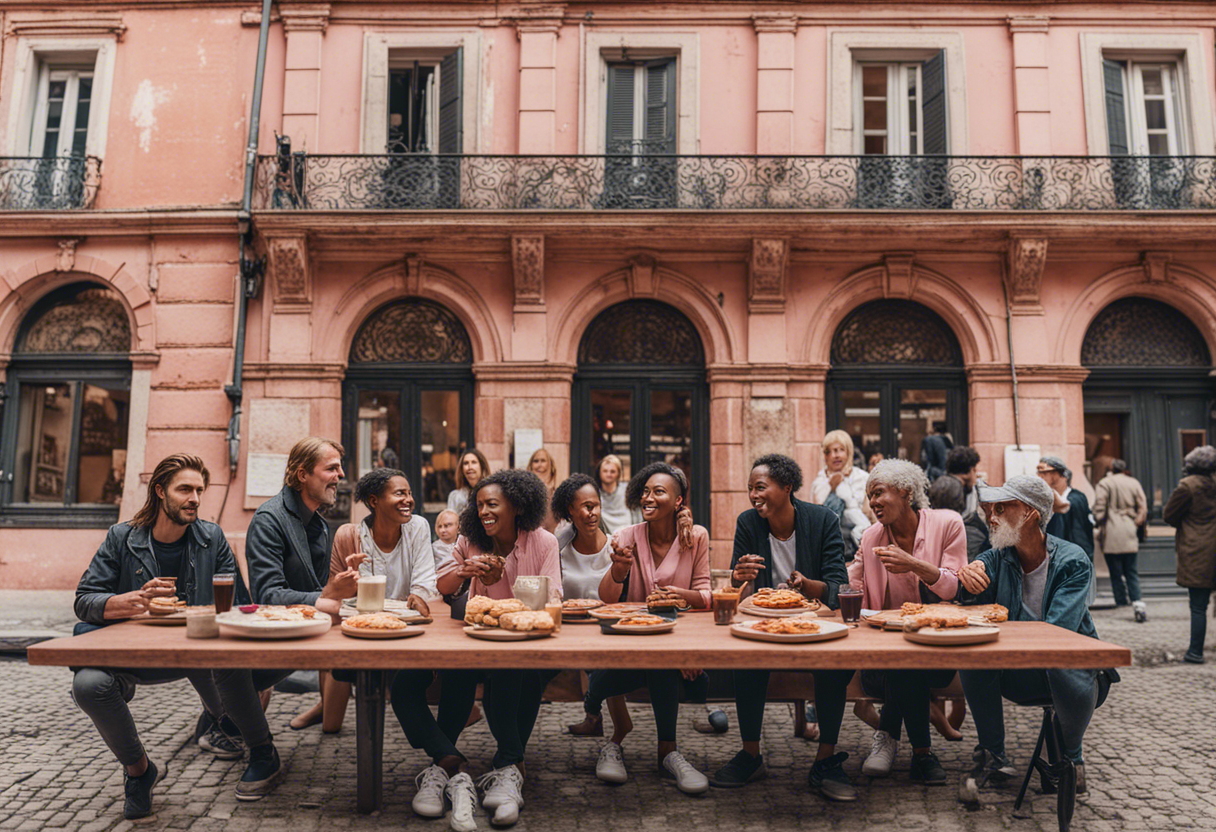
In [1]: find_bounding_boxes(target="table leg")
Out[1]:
[356,669,386,814]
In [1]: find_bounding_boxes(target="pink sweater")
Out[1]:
[847,509,966,610]
[606,522,712,608]
[439,528,563,600]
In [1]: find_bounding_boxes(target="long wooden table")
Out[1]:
[28,607,1131,816]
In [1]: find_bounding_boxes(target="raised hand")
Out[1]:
[958,560,990,594]
[104,590,150,619]
[732,554,765,585]
[609,538,635,582]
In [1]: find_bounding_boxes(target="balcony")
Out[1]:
[0,157,101,210]
[252,154,1216,212]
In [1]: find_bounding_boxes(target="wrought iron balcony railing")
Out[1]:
[0,156,101,210]
[253,154,1216,212]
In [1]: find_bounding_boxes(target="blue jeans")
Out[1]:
[1106,553,1142,605]
[960,667,1097,764]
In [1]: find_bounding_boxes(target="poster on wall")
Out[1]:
[514,429,544,469]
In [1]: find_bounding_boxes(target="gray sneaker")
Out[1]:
[198,724,244,760]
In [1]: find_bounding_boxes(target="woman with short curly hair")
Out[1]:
[393,468,560,830]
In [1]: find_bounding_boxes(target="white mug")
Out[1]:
[512,575,551,610]
[356,574,387,613]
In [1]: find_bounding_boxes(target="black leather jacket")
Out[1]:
[245,485,330,606]
[74,520,236,625]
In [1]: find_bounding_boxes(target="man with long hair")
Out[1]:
[73,454,279,818]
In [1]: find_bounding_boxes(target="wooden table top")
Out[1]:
[28,605,1131,671]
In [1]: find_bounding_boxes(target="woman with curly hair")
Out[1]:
[393,469,559,831]
[582,462,711,795]
[848,459,966,784]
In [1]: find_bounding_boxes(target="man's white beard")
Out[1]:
[990,515,1025,549]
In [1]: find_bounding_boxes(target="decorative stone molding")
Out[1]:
[752,13,798,34]
[1007,16,1050,35]
[279,3,330,33]
[1006,236,1048,311]
[241,8,281,26]
[55,238,82,273]
[267,236,311,304]
[748,239,788,314]
[5,14,126,39]
[512,3,566,31]
[404,255,423,295]
[1142,252,1172,284]
[627,254,659,297]
[512,235,545,308]
[882,253,917,299]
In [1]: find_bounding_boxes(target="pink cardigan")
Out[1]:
[438,528,563,600]
[847,508,966,610]
[606,522,712,608]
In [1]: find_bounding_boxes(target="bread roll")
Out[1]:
[499,610,556,632]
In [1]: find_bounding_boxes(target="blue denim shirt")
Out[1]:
[957,534,1099,640]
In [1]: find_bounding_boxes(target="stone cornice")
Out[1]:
[966,363,1091,384]
[0,209,239,237]
[472,362,576,383]
[708,363,830,384]
[242,362,346,381]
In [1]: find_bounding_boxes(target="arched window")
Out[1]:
[572,300,709,525]
[1,283,132,525]
[342,298,474,524]
[1082,297,1214,550]
[827,300,967,467]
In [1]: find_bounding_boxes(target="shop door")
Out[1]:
[831,383,966,466]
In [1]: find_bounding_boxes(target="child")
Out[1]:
[432,509,459,569]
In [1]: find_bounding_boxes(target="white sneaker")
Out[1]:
[661,751,709,795]
[478,765,524,812]
[446,772,478,832]
[862,730,899,777]
[596,742,628,784]
[1133,601,1147,623]
[413,765,450,818]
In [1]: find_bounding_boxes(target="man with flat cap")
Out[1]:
[955,475,1115,807]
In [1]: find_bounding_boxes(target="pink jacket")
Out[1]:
[439,527,563,600]
[847,509,965,610]
[607,522,712,608]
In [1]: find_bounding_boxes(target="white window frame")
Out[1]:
[855,61,923,155]
[1126,61,1187,155]
[827,30,967,155]
[582,31,699,154]
[31,67,95,157]
[1080,32,1214,156]
[361,31,482,154]
[5,37,116,159]
[386,58,441,154]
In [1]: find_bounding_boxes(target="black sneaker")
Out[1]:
[123,758,164,820]
[198,722,244,760]
[235,743,282,801]
[959,748,1016,804]
[808,752,857,801]
[709,751,767,788]
[194,709,215,743]
[909,752,947,785]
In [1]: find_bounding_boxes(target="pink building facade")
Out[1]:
[2,1,1214,591]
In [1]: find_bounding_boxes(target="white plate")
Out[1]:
[730,619,849,643]
[133,613,188,626]
[462,626,553,641]
[340,622,425,640]
[216,611,332,640]
[739,599,820,618]
[902,625,1000,646]
[607,620,677,635]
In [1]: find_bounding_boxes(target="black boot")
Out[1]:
[1185,608,1206,663]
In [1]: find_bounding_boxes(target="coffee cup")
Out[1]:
[357,574,387,613]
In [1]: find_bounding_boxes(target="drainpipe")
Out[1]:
[224,0,272,484]
[1002,273,1023,450]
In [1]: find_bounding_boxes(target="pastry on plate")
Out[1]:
[484,598,528,627]
[499,610,556,632]
[646,589,684,610]
[345,613,411,631]
[148,597,186,616]
[753,617,820,635]
[903,608,971,631]
[978,604,1009,623]
[750,588,808,609]
[464,596,497,626]
[616,613,667,627]
[562,598,602,612]
[900,602,926,616]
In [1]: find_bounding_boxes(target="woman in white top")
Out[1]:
[811,429,874,547]
[446,448,490,514]
[291,468,438,732]
[596,454,640,533]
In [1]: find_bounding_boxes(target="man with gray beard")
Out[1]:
[954,476,1114,808]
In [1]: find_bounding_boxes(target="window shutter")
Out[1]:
[645,59,677,153]
[1103,58,1129,155]
[438,48,463,154]
[921,50,947,154]
[606,63,636,153]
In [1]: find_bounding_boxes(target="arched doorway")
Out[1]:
[341,298,474,524]
[0,282,132,525]
[827,300,967,466]
[1082,297,1213,588]
[571,300,709,524]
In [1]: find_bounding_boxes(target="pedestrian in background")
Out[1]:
[945,446,983,520]
[1093,460,1148,622]
[1163,445,1216,664]
[928,474,989,561]
[1037,456,1096,604]
[920,421,953,481]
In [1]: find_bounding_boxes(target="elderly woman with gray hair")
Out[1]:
[1164,445,1216,663]
[847,460,968,784]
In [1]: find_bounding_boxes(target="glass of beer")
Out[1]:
[357,575,386,613]
[712,588,741,625]
[838,587,864,625]
[212,573,235,614]
[545,592,563,633]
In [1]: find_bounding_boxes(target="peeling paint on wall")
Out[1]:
[129,79,170,152]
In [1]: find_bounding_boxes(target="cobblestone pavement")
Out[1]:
[0,592,1212,832]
